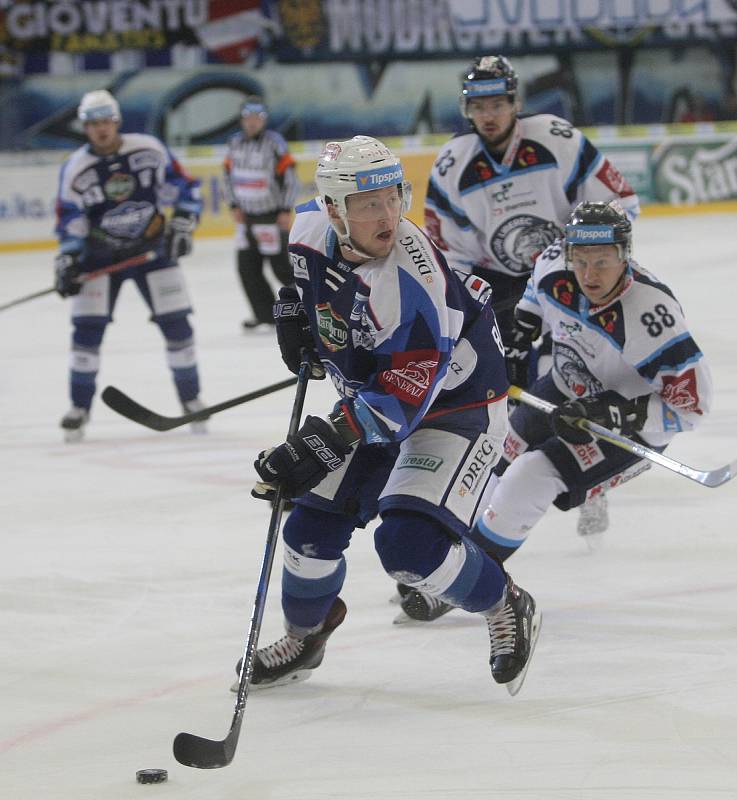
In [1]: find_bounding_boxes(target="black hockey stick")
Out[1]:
[101,377,298,431]
[509,385,737,488]
[0,250,157,312]
[172,358,311,769]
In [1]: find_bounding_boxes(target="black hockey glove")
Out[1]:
[252,415,354,500]
[166,210,197,260]
[273,286,325,379]
[54,251,83,298]
[551,390,649,446]
[505,311,541,391]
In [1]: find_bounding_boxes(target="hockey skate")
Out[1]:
[182,398,209,435]
[60,406,89,443]
[388,582,412,604]
[231,597,346,691]
[577,492,608,550]
[393,587,453,624]
[486,575,542,696]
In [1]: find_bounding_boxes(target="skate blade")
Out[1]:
[389,591,403,605]
[189,421,208,435]
[64,428,85,443]
[229,669,314,693]
[506,609,543,697]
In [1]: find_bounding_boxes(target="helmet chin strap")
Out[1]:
[330,214,376,262]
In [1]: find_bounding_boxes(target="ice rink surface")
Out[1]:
[1,214,736,800]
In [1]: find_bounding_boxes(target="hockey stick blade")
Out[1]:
[173,729,238,769]
[101,377,298,431]
[509,385,737,488]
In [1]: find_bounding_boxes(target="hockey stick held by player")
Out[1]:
[173,358,313,770]
[0,250,157,312]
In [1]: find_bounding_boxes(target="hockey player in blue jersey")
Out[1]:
[54,89,205,441]
[237,136,542,694]
[472,201,712,560]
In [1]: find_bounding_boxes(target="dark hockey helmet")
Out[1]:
[565,201,632,264]
[460,55,518,118]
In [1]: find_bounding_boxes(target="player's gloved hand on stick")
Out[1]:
[551,390,648,445]
[252,414,354,500]
[505,326,533,390]
[54,251,84,298]
[274,286,325,379]
[505,311,540,392]
[166,210,197,260]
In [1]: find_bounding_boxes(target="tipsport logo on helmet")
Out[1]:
[354,164,404,191]
[464,78,508,96]
[566,225,615,244]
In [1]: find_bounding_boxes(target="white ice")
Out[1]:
[1,214,736,800]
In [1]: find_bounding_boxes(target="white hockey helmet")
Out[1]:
[77,89,121,123]
[315,135,411,222]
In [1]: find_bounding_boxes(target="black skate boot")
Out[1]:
[61,406,89,443]
[389,582,412,605]
[486,575,542,696]
[231,597,346,691]
[394,588,453,624]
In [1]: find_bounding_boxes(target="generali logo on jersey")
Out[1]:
[379,349,439,406]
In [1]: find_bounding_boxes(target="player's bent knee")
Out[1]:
[374,510,455,582]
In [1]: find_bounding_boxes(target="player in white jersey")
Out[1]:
[232,136,541,694]
[424,55,640,346]
[223,97,297,330]
[471,201,712,562]
[53,89,205,441]
[400,55,641,619]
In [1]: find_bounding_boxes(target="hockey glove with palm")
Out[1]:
[274,286,325,379]
[54,251,83,298]
[551,390,648,445]
[166,210,197,260]
[252,414,354,500]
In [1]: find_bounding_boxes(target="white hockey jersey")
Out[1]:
[424,114,640,278]
[517,243,712,448]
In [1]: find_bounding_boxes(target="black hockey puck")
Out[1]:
[136,768,168,784]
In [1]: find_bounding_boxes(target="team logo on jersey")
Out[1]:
[104,172,135,202]
[315,303,349,352]
[661,368,702,414]
[378,349,439,406]
[598,310,618,334]
[474,159,494,182]
[517,145,538,167]
[99,201,155,240]
[554,343,603,398]
[491,215,562,273]
[552,277,576,306]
